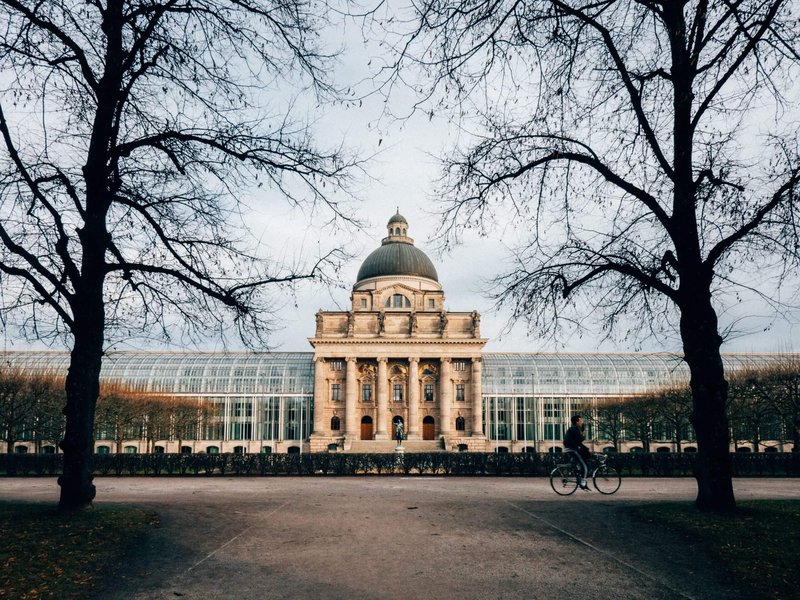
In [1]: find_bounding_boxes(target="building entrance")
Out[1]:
[360,416,373,440]
[422,416,435,440]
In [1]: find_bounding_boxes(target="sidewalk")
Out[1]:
[3,477,797,599]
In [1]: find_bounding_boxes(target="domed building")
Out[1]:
[1,211,794,455]
[309,212,488,451]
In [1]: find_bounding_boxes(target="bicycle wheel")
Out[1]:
[550,465,579,496]
[592,465,621,494]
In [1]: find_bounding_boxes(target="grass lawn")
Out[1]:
[634,499,800,600]
[0,501,157,600]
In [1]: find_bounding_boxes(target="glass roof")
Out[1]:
[482,353,784,395]
[1,351,790,397]
[2,352,314,396]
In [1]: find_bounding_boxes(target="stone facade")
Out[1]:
[309,213,487,452]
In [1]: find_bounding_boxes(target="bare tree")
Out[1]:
[652,386,694,452]
[95,383,146,454]
[592,399,625,452]
[0,367,29,453]
[0,1,358,509]
[0,366,65,453]
[26,373,66,453]
[141,394,170,453]
[728,373,780,451]
[622,397,658,453]
[162,395,209,453]
[760,355,800,452]
[393,0,800,510]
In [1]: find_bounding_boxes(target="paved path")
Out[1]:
[2,477,798,599]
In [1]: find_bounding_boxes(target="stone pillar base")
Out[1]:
[406,433,421,440]
[374,433,389,440]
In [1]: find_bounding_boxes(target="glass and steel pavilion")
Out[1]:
[2,351,788,453]
[4,352,314,454]
[481,353,781,452]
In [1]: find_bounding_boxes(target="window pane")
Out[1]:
[456,384,465,401]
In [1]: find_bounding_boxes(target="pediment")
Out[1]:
[374,282,420,295]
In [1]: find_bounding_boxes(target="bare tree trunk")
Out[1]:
[680,296,735,511]
[59,327,103,509]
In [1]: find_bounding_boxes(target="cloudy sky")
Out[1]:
[3,7,797,356]
[233,18,800,356]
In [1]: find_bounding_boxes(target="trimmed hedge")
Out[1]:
[1,451,799,477]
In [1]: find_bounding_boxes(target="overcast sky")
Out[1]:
[230,19,800,356]
[3,7,798,356]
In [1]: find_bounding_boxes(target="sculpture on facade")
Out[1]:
[439,310,448,335]
[471,310,481,338]
[315,310,323,335]
[409,311,417,335]
[346,311,354,335]
[377,310,386,334]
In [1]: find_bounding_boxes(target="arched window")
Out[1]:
[96,445,110,454]
[455,416,465,431]
[154,445,166,454]
[385,294,411,308]
[180,446,192,454]
[206,445,220,454]
[124,445,138,454]
[330,416,341,431]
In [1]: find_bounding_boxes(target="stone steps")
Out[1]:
[346,439,445,453]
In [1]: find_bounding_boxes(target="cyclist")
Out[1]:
[563,414,591,491]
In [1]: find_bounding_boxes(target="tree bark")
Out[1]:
[680,294,736,511]
[59,327,103,509]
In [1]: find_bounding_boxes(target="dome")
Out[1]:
[388,211,408,226]
[356,212,438,283]
[356,241,439,283]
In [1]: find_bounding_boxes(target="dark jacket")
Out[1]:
[563,424,585,449]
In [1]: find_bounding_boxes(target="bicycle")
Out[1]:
[549,451,621,495]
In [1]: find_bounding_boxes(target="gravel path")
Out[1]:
[2,477,797,599]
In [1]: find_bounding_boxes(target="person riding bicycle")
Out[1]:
[564,414,591,491]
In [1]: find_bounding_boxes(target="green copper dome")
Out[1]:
[356,212,438,283]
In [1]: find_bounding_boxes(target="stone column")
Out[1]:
[471,357,484,436]
[439,358,452,436]
[375,357,389,439]
[407,357,420,439]
[312,357,326,435]
[345,357,358,436]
